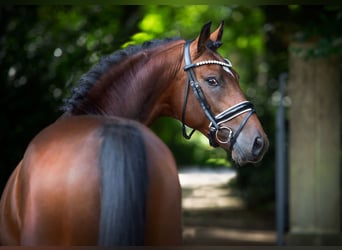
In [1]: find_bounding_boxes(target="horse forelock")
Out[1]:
[62,37,181,114]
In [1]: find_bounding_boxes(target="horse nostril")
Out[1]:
[252,136,264,157]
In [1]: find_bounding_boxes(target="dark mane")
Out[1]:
[62,37,180,113]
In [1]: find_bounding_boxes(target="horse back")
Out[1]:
[0,115,182,245]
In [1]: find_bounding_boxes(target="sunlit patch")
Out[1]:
[183,226,276,244]
[179,168,240,210]
[139,13,164,34]
[53,48,63,57]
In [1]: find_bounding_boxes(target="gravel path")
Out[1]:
[179,167,276,245]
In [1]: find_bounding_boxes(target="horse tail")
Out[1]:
[98,122,148,246]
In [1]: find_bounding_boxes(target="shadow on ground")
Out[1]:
[179,167,276,245]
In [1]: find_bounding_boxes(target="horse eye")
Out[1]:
[207,77,219,86]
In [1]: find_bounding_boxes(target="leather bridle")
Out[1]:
[181,41,255,150]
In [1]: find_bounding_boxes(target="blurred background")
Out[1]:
[0,5,341,245]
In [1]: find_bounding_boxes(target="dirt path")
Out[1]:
[179,167,276,245]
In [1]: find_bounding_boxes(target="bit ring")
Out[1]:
[215,126,233,144]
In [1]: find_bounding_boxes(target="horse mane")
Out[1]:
[62,37,181,114]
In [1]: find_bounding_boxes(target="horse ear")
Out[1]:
[209,20,224,50]
[197,21,212,53]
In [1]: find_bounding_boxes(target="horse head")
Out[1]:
[178,21,269,165]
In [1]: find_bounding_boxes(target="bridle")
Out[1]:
[181,41,255,150]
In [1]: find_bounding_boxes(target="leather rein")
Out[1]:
[181,41,255,150]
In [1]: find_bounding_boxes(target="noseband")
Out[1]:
[181,41,255,150]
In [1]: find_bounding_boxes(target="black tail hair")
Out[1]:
[98,122,147,246]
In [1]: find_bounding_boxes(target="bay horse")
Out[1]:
[0,21,268,245]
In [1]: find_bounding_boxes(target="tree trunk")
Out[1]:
[287,42,341,245]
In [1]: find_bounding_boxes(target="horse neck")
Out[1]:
[70,40,184,125]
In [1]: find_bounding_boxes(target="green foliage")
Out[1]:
[290,6,342,58]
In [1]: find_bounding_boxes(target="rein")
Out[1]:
[181,41,255,150]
